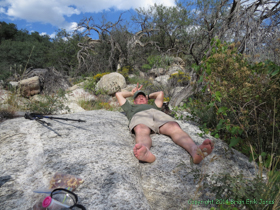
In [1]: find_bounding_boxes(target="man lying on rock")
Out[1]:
[116,83,214,163]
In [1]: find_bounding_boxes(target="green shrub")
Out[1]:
[93,72,110,81]
[83,77,96,94]
[24,89,70,114]
[188,38,280,167]
[168,70,190,86]
[119,66,134,80]
[204,156,280,210]
[141,55,175,70]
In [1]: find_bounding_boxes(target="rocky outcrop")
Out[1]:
[22,67,71,95]
[0,110,257,210]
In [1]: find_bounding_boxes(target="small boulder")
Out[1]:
[96,72,126,95]
[153,75,170,86]
[172,57,185,67]
[66,88,96,103]
[18,76,40,97]
[149,68,167,77]
[9,81,18,88]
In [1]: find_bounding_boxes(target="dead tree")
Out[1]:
[76,15,123,72]
[77,15,160,72]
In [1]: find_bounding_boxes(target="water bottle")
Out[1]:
[42,196,70,210]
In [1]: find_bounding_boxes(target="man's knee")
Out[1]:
[133,124,151,135]
[160,121,181,135]
[166,121,181,129]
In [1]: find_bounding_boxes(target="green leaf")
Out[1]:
[214,133,219,138]
[261,152,266,157]
[209,102,215,107]
[271,69,279,76]
[229,137,241,148]
[218,106,228,114]
[217,119,225,130]
[238,128,243,135]
[212,47,216,53]
[214,91,222,102]
[206,63,211,74]
[198,75,203,83]
[231,126,237,134]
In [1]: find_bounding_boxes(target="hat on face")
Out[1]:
[133,91,146,99]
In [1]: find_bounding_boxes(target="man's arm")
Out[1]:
[148,91,164,108]
[116,83,143,106]
[115,91,133,106]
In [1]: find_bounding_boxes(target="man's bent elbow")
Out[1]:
[159,91,164,97]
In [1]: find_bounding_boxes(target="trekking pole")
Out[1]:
[24,112,86,126]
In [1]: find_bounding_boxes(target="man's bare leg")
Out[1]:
[133,124,156,163]
[159,122,214,164]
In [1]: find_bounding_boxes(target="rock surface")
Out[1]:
[0,110,257,210]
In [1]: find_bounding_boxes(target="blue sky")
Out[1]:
[0,0,177,39]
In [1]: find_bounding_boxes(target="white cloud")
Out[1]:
[64,22,79,32]
[0,7,6,13]
[3,0,80,28]
[1,0,176,29]
[49,32,56,39]
[39,32,57,39]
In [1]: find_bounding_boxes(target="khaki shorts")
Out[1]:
[129,109,177,134]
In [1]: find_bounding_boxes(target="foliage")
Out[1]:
[0,22,52,80]
[24,89,70,114]
[141,55,174,70]
[118,66,134,80]
[202,156,280,210]
[164,97,170,102]
[135,3,194,52]
[47,29,82,76]
[83,72,110,94]
[83,77,96,94]
[168,70,190,86]
[93,72,110,81]
[78,95,118,111]
[187,38,280,166]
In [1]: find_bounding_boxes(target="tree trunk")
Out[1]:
[169,70,206,108]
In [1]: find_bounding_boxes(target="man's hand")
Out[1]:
[131,83,143,95]
[116,83,143,106]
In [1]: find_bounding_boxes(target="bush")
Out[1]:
[205,156,280,210]
[93,72,110,81]
[141,55,174,70]
[24,89,70,114]
[119,66,134,81]
[83,72,110,94]
[168,70,190,86]
[188,38,280,167]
